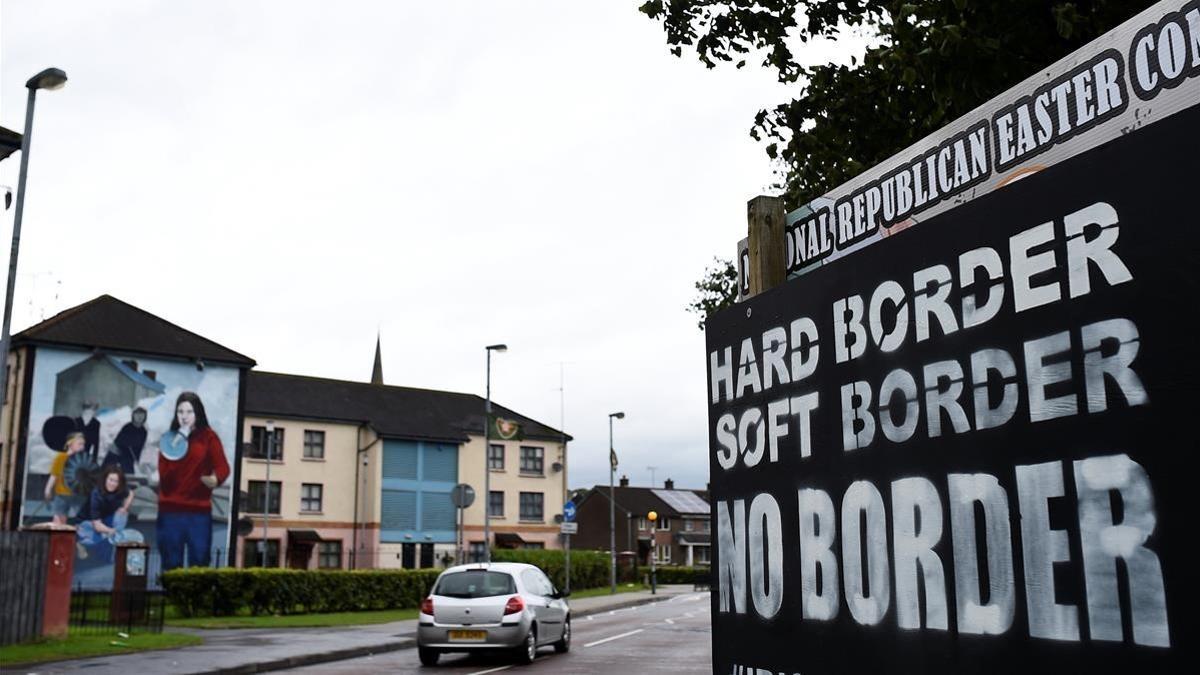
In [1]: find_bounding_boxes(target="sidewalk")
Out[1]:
[6,585,699,674]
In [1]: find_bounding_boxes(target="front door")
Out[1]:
[288,544,313,569]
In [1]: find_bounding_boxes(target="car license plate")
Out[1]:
[449,630,487,642]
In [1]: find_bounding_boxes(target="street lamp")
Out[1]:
[647,510,658,595]
[0,68,67,410]
[483,343,507,563]
[608,411,624,593]
[260,420,275,566]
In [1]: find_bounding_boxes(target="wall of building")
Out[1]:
[458,435,567,551]
[0,347,32,530]
[237,415,365,569]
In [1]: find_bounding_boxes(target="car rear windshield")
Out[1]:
[434,571,517,599]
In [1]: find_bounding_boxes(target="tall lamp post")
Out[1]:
[483,343,507,563]
[647,510,658,595]
[0,68,67,410]
[260,420,275,566]
[608,411,624,593]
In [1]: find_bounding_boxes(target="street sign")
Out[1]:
[559,522,578,535]
[450,483,475,509]
[562,501,576,522]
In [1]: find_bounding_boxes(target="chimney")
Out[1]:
[664,478,674,490]
[619,475,629,487]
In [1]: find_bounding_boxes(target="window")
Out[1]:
[695,546,711,565]
[248,426,284,460]
[655,544,672,564]
[637,518,648,531]
[436,570,517,598]
[488,444,505,470]
[468,541,487,563]
[488,490,505,518]
[685,519,694,532]
[244,539,280,567]
[300,483,323,512]
[658,517,671,531]
[420,543,434,568]
[303,430,325,459]
[246,480,281,515]
[700,519,710,533]
[318,540,342,569]
[521,542,545,550]
[519,446,544,474]
[519,492,544,521]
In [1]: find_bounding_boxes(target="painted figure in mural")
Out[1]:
[44,432,86,525]
[102,407,148,475]
[156,391,230,570]
[76,464,140,562]
[73,400,102,464]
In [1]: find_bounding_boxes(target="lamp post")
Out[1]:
[483,343,507,563]
[0,68,67,410]
[261,420,275,566]
[608,411,624,593]
[647,510,658,595]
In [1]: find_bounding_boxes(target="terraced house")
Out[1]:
[238,354,570,570]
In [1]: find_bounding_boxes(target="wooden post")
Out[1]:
[746,195,786,298]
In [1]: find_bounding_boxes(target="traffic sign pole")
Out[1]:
[562,501,576,594]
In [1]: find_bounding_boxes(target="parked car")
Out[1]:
[417,562,571,666]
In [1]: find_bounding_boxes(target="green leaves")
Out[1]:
[640,0,1149,324]
[687,258,739,330]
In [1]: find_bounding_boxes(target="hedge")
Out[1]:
[651,565,709,584]
[490,548,612,590]
[164,550,644,617]
[163,568,441,617]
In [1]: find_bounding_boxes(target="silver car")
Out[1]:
[417,562,571,666]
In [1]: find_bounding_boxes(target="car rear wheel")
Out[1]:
[516,625,537,664]
[554,618,571,653]
[418,647,440,666]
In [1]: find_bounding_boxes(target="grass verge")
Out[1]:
[0,632,202,667]
[567,583,648,600]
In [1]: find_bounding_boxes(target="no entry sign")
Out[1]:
[705,102,1197,673]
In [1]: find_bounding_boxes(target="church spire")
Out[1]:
[371,332,384,385]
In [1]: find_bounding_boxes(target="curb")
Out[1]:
[197,592,693,674]
[200,638,414,675]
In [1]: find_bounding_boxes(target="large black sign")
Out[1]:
[705,106,1197,673]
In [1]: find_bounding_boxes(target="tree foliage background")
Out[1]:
[654,0,1154,325]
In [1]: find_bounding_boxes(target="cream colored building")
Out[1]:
[238,369,570,570]
[458,434,569,558]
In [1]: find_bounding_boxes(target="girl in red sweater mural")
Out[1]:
[157,391,229,570]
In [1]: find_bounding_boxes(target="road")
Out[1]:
[286,591,712,674]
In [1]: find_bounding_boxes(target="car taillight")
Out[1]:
[504,595,525,615]
[420,597,434,615]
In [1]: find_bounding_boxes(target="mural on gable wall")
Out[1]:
[20,347,239,588]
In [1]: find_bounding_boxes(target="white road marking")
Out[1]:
[584,628,644,648]
[466,666,513,675]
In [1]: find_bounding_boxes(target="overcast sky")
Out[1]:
[1,1,858,494]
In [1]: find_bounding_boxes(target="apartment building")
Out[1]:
[239,369,570,570]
